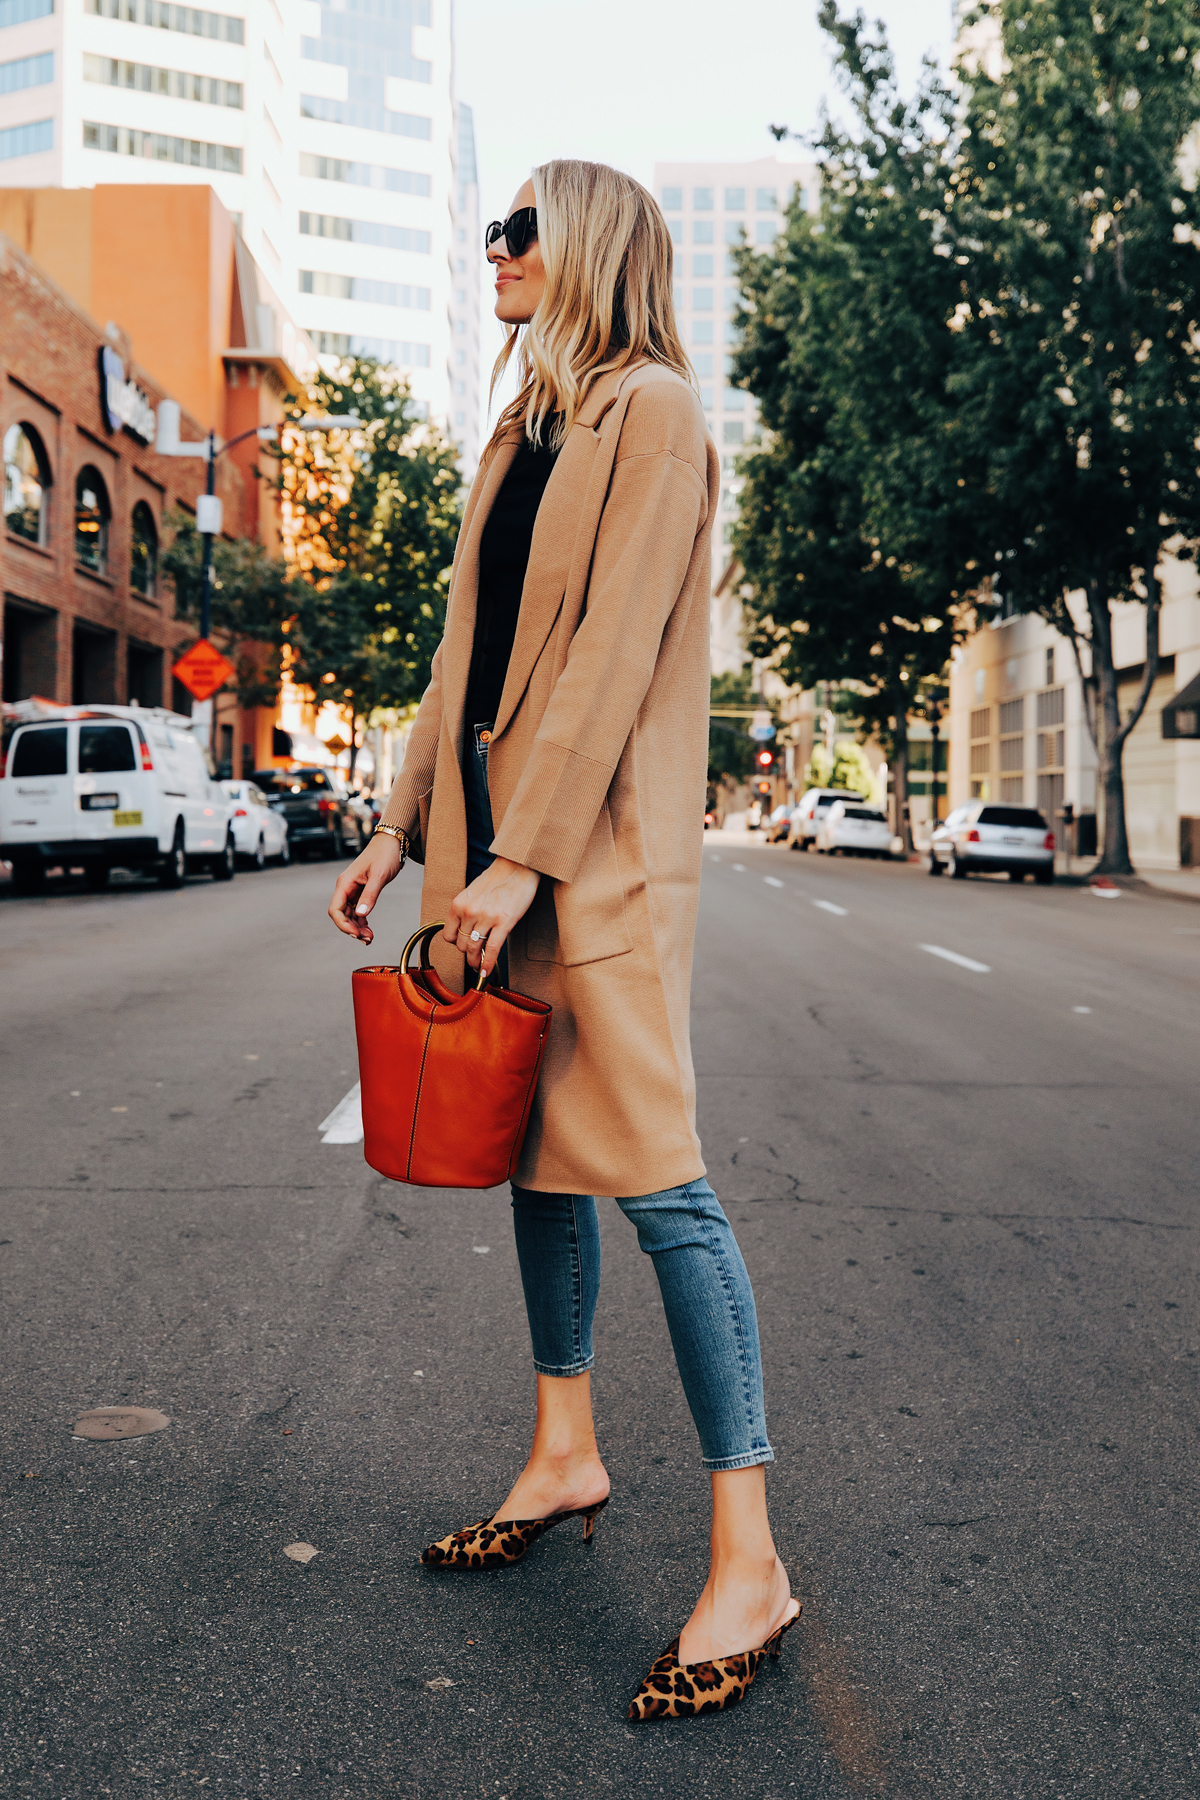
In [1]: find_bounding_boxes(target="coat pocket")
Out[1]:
[524,801,634,966]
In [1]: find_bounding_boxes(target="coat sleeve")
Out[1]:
[489,386,710,883]
[378,638,444,857]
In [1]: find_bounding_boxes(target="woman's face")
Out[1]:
[489,179,545,324]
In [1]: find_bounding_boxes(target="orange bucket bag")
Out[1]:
[352,922,552,1189]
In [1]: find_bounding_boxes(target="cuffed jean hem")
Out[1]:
[531,1355,595,1378]
[701,1447,776,1472]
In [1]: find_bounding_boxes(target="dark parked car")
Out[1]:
[248,767,363,860]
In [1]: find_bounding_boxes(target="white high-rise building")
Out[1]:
[653,155,818,672]
[0,0,478,459]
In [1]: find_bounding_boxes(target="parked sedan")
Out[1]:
[221,781,291,869]
[929,803,1054,882]
[786,787,868,850]
[248,767,361,860]
[816,801,894,858]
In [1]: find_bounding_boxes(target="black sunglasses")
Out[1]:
[485,207,537,259]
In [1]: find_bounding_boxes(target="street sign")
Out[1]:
[324,734,349,755]
[749,708,775,742]
[172,637,236,702]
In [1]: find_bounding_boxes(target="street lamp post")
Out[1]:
[155,403,358,742]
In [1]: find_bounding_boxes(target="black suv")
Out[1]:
[249,767,363,860]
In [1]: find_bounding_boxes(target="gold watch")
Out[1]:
[375,824,409,865]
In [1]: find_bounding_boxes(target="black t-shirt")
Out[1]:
[464,429,560,729]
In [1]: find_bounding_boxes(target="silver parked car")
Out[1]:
[929,803,1055,883]
[786,787,868,850]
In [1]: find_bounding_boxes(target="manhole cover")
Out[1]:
[73,1406,171,1440]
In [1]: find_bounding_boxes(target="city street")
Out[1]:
[2,841,1198,1799]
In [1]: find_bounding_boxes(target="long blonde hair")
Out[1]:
[490,159,694,450]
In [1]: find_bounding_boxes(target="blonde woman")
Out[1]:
[329,160,799,1718]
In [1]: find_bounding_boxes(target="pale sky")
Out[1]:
[455,0,956,435]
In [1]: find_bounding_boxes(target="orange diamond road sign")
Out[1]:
[173,637,236,702]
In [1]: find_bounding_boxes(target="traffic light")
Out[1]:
[756,749,773,769]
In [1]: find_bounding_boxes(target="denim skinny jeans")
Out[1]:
[463,723,773,1472]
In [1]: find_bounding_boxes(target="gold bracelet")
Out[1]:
[374,823,409,863]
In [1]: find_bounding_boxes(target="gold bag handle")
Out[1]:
[401,920,492,992]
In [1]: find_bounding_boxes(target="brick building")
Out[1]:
[1,229,244,725]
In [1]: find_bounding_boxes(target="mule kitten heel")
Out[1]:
[627,1596,802,1720]
[420,1495,609,1568]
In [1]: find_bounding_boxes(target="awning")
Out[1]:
[1161,671,1200,739]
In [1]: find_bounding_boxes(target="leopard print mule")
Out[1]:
[420,1496,609,1569]
[627,1597,802,1720]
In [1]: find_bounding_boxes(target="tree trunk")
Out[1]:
[1088,572,1161,877]
[891,682,911,853]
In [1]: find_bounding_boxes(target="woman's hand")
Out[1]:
[328,832,404,944]
[445,857,540,978]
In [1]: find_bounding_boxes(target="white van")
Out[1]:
[0,705,236,894]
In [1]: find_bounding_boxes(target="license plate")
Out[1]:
[112,810,143,828]
[1003,836,1023,844]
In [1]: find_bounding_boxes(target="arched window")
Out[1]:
[3,423,51,547]
[75,466,111,575]
[130,500,158,598]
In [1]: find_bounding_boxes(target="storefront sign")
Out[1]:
[98,344,157,444]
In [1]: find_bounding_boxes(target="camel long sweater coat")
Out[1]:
[379,361,719,1197]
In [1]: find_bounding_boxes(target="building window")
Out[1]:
[300,271,431,309]
[724,186,745,211]
[693,352,714,378]
[693,220,714,245]
[723,422,743,445]
[723,285,739,310]
[693,186,713,210]
[130,500,158,597]
[0,0,54,24]
[666,218,682,246]
[969,742,991,775]
[0,50,53,94]
[692,320,714,345]
[1036,686,1065,728]
[83,120,242,171]
[999,776,1024,801]
[76,467,111,575]
[724,219,745,246]
[970,705,991,741]
[692,287,714,312]
[0,118,52,160]
[755,220,777,246]
[84,1,245,43]
[693,253,713,278]
[756,187,778,211]
[299,212,431,253]
[699,387,713,409]
[299,153,431,196]
[1045,646,1055,686]
[455,410,465,426]
[723,388,745,411]
[661,185,682,211]
[673,283,684,313]
[83,54,243,107]
[299,95,432,140]
[3,423,51,546]
[311,332,431,365]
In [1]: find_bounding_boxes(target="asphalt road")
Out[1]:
[2,840,1198,1799]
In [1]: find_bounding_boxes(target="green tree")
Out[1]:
[951,0,1200,872]
[277,357,463,772]
[160,512,293,710]
[731,6,980,850]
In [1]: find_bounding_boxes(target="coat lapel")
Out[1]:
[490,363,643,743]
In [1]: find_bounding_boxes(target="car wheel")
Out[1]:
[253,835,266,871]
[1009,868,1026,882]
[1034,868,1054,886]
[158,823,187,889]
[211,831,237,882]
[278,834,291,866]
[84,864,111,891]
[11,858,45,896]
[928,854,943,874]
[948,851,967,880]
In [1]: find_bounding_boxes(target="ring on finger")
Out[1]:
[469,929,483,943]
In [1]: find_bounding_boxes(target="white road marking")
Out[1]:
[709,853,722,862]
[764,876,785,888]
[319,1082,363,1144]
[919,943,991,974]
[812,899,848,917]
[732,863,747,872]
[1073,1006,1092,1014]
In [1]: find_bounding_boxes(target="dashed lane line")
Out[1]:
[319,1083,363,1144]
[764,876,785,888]
[812,899,848,917]
[732,863,747,872]
[919,943,991,975]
